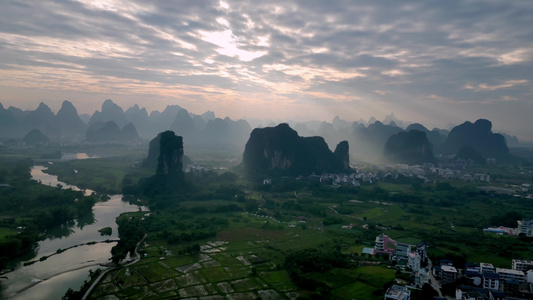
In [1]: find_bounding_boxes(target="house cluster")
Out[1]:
[483,218,533,237]
[308,173,361,186]
[373,234,428,270]
[373,233,533,299]
[370,234,432,295]
[356,163,492,185]
[454,259,533,299]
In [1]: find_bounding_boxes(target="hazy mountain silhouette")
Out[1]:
[23,129,50,146]
[170,108,197,141]
[121,123,140,141]
[455,146,486,165]
[201,110,215,122]
[89,99,128,128]
[125,104,150,137]
[0,103,16,129]
[192,115,206,131]
[383,130,436,165]
[352,121,403,162]
[24,102,56,135]
[56,100,86,137]
[440,119,509,159]
[0,100,524,165]
[202,117,252,150]
[86,121,139,143]
[242,123,350,177]
[405,123,447,149]
[499,132,520,147]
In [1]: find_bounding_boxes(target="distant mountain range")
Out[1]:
[0,99,521,165]
[0,99,252,149]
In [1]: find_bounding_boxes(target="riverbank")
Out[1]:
[82,234,147,300]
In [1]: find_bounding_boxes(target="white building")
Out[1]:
[473,173,490,182]
[482,271,500,290]
[384,285,410,300]
[517,219,533,237]
[527,269,533,284]
[407,252,421,272]
[480,262,495,273]
[496,268,526,283]
[512,259,533,272]
[441,265,458,284]
[414,268,430,288]
[395,243,411,258]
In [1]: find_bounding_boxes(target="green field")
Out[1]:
[0,227,17,241]
[4,146,531,299]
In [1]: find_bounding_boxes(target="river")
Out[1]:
[1,155,147,299]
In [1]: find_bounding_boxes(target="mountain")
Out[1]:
[202,117,252,149]
[85,121,122,142]
[23,102,56,134]
[406,123,447,149]
[242,123,351,177]
[499,132,520,147]
[0,103,16,128]
[383,113,405,128]
[88,99,127,127]
[143,131,191,170]
[192,115,206,131]
[138,130,188,196]
[142,132,164,169]
[86,121,140,142]
[332,116,350,130]
[170,109,197,141]
[333,141,350,169]
[23,129,50,146]
[56,100,86,137]
[125,104,149,137]
[383,130,436,165]
[201,110,215,122]
[352,121,403,162]
[156,131,184,176]
[439,119,509,159]
[292,123,313,137]
[455,146,486,165]
[121,123,140,141]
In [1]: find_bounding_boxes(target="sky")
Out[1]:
[0,0,532,140]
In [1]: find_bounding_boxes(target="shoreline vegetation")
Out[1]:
[21,239,119,267]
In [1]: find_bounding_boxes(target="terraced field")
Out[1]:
[88,238,301,299]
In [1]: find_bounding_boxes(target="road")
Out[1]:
[82,234,147,300]
[427,259,444,298]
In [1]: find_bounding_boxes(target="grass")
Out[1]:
[36,149,533,299]
[331,281,381,300]
[0,227,17,241]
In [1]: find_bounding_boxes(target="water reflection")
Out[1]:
[1,166,148,299]
[60,153,99,160]
[76,212,96,230]
[30,165,94,196]
[45,223,75,240]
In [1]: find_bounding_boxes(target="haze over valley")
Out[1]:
[2,1,533,299]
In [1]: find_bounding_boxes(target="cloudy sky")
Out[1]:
[1,0,532,139]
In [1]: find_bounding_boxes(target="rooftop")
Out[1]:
[496,268,525,276]
[441,265,457,273]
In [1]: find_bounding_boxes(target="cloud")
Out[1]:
[464,80,529,92]
[0,0,533,138]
